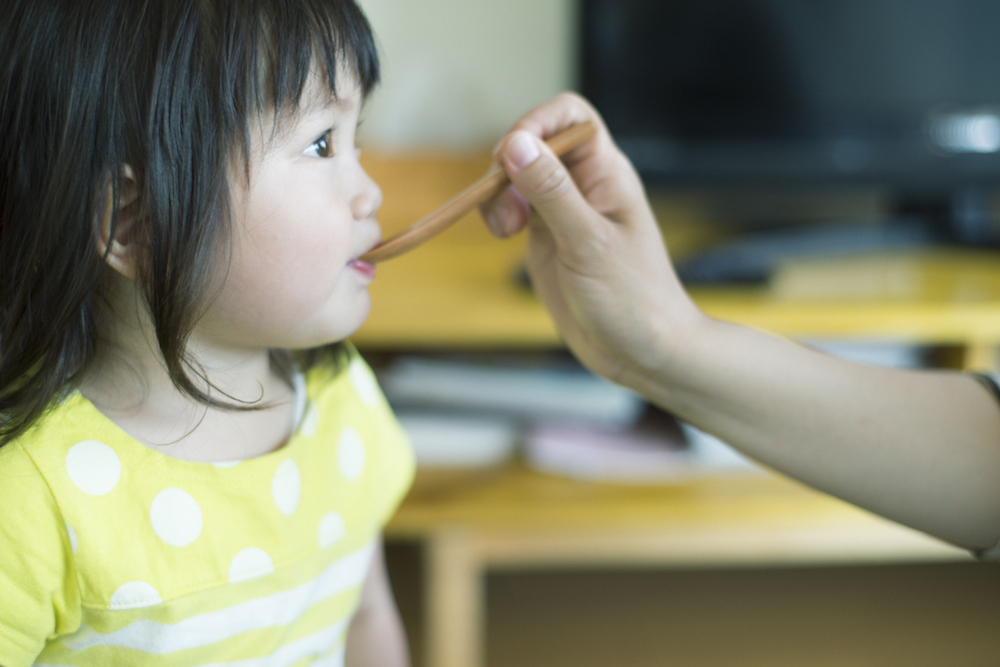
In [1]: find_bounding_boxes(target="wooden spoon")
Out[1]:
[360,121,597,263]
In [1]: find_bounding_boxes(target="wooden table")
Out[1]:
[355,152,1000,667]
[384,464,967,667]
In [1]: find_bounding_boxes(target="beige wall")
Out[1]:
[356,0,578,152]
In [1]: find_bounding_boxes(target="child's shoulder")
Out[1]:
[300,343,388,413]
[0,391,119,477]
[296,344,414,517]
[0,392,134,533]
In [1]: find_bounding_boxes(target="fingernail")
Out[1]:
[507,132,540,170]
[486,204,514,238]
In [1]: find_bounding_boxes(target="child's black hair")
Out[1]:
[0,0,380,444]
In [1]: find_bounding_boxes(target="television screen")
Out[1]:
[582,0,1000,191]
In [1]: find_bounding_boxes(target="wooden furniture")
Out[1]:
[385,464,966,667]
[355,152,1000,667]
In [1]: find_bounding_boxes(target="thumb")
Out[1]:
[497,131,599,244]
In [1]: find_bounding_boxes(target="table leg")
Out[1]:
[424,531,484,667]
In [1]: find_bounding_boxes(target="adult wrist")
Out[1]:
[617,293,711,408]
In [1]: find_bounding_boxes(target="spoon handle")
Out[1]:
[360,120,597,264]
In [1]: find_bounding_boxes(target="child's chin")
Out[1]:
[324,300,372,344]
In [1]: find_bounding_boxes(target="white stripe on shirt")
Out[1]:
[58,540,375,656]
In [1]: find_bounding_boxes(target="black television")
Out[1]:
[581,0,1000,281]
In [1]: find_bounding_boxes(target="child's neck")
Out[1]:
[79,289,297,463]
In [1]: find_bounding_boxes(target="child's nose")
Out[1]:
[351,169,382,221]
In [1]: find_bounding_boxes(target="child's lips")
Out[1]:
[351,235,381,280]
[349,259,375,281]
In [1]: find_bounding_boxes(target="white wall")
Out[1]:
[356,0,578,152]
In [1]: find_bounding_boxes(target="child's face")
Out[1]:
[196,71,383,352]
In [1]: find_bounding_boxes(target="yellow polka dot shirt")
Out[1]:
[0,350,415,667]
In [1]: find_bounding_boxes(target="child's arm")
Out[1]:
[344,535,410,667]
[481,93,1000,554]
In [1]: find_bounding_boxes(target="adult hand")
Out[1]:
[481,93,700,387]
[483,95,1000,555]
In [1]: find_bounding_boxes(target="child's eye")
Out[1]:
[304,129,335,158]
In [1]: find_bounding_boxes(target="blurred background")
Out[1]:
[357,0,577,151]
[353,1,1000,666]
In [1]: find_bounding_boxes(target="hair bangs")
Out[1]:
[234,0,379,125]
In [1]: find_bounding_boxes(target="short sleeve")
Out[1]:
[373,408,415,528]
[0,443,81,667]
[340,349,415,529]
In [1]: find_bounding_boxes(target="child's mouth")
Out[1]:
[349,259,375,281]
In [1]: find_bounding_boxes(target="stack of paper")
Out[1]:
[377,353,766,479]
[379,355,646,427]
[377,354,646,468]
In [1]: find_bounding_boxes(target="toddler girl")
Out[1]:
[0,1,414,665]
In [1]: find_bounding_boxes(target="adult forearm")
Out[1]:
[629,314,1000,551]
[486,93,1000,554]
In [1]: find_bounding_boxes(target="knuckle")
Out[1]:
[559,91,586,107]
[532,163,573,203]
[558,91,597,117]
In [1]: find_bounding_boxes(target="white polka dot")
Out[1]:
[150,488,203,547]
[338,428,366,482]
[66,523,78,555]
[110,581,162,609]
[300,401,319,438]
[228,547,275,584]
[213,460,241,469]
[349,358,381,407]
[66,441,121,496]
[318,511,346,549]
[272,459,301,515]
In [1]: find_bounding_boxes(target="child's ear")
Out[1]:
[94,164,148,281]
